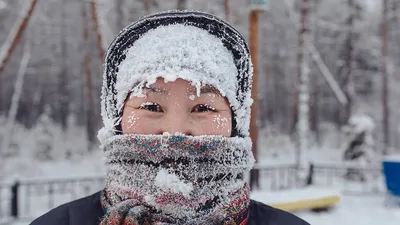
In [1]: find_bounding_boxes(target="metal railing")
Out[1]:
[252,164,299,190]
[0,182,12,221]
[0,176,105,220]
[309,163,385,195]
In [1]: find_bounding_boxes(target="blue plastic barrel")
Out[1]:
[383,156,400,197]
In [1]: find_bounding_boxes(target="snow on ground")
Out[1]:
[384,154,400,162]
[251,188,400,225]
[3,219,29,225]
[251,187,340,205]
[296,195,400,225]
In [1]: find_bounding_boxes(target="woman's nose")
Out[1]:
[160,113,193,135]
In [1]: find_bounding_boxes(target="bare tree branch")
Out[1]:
[0,0,38,73]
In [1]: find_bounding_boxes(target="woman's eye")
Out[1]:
[192,104,216,113]
[139,102,163,112]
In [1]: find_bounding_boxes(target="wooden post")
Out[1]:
[382,0,390,154]
[249,9,261,190]
[82,2,96,148]
[11,182,20,218]
[306,163,314,185]
[89,0,105,62]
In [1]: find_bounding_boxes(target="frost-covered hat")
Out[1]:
[99,10,253,142]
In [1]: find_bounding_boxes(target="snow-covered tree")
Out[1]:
[342,113,375,180]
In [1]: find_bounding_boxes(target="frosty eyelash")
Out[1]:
[139,102,163,112]
[138,103,216,113]
[192,104,216,113]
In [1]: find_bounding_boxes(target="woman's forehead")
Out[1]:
[143,78,223,96]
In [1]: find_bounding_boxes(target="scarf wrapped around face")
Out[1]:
[100,134,255,225]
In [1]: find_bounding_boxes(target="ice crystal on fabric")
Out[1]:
[102,134,254,223]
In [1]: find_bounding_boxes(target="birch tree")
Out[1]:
[296,0,311,169]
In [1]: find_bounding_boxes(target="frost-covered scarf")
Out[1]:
[100,134,254,225]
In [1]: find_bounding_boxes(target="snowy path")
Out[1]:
[251,189,400,224]
[296,196,400,225]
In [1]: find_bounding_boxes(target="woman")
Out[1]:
[31,10,309,225]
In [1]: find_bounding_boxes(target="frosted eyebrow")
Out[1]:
[188,85,222,96]
[143,86,169,95]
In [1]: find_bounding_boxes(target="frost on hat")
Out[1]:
[116,24,238,114]
[99,11,253,143]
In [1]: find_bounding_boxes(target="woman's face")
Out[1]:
[121,78,232,136]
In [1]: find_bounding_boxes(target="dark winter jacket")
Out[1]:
[30,191,310,225]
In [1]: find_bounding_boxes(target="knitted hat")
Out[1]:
[99,10,253,143]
